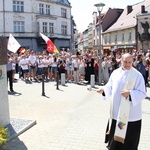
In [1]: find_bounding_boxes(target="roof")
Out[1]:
[104,0,150,33]
[137,2,150,16]
[54,0,70,6]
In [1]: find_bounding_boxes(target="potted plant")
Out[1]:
[0,125,9,149]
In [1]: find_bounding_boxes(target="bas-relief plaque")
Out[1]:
[0,69,2,77]
[0,68,5,80]
[0,36,7,65]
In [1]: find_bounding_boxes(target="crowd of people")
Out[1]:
[7,48,150,91]
[7,48,100,85]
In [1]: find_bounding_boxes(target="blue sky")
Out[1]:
[69,0,144,32]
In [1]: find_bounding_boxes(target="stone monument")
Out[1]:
[0,36,10,126]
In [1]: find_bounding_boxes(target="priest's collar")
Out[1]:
[121,67,131,73]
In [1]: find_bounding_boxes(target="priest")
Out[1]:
[97,53,147,150]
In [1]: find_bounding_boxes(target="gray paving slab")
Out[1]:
[6,79,150,150]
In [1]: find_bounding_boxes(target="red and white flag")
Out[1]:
[7,33,21,53]
[40,33,59,53]
[18,47,26,53]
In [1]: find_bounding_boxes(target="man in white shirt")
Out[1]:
[97,53,146,150]
[20,55,29,81]
[28,51,37,81]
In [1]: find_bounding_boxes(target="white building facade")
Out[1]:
[83,29,88,50]
[0,0,72,52]
[88,23,93,51]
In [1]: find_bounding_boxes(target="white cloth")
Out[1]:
[48,58,53,67]
[20,59,29,70]
[37,59,43,68]
[103,67,147,122]
[42,58,49,67]
[114,67,137,143]
[51,58,57,67]
[28,55,36,65]
[72,59,80,68]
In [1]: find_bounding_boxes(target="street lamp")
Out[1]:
[94,2,105,85]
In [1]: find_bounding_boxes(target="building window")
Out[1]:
[93,19,95,25]
[115,35,117,43]
[122,33,124,41]
[104,36,107,44]
[61,25,67,35]
[97,28,99,35]
[43,22,48,33]
[46,5,50,15]
[49,23,54,33]
[97,39,99,45]
[13,21,24,32]
[128,32,132,41]
[61,8,67,18]
[39,3,44,14]
[93,40,95,46]
[13,1,24,12]
[93,30,95,36]
[109,36,111,43]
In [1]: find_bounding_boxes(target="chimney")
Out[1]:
[127,5,132,14]
[141,5,145,13]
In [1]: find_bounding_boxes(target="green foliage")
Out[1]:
[0,126,8,149]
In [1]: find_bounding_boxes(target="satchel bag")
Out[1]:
[74,67,78,71]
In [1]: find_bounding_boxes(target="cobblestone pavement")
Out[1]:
[7,79,150,150]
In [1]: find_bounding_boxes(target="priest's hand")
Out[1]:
[120,89,130,98]
[97,87,104,94]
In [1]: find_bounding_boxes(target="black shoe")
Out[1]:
[10,89,14,92]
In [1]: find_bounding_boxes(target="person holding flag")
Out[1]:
[7,33,21,53]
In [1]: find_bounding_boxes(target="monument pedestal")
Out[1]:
[0,36,10,126]
[0,65,10,126]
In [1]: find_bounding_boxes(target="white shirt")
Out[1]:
[42,58,49,67]
[48,57,53,67]
[28,55,36,65]
[37,59,43,68]
[20,59,29,70]
[51,58,57,67]
[72,59,80,68]
[12,62,16,70]
[103,67,147,122]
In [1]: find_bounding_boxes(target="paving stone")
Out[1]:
[7,79,150,150]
